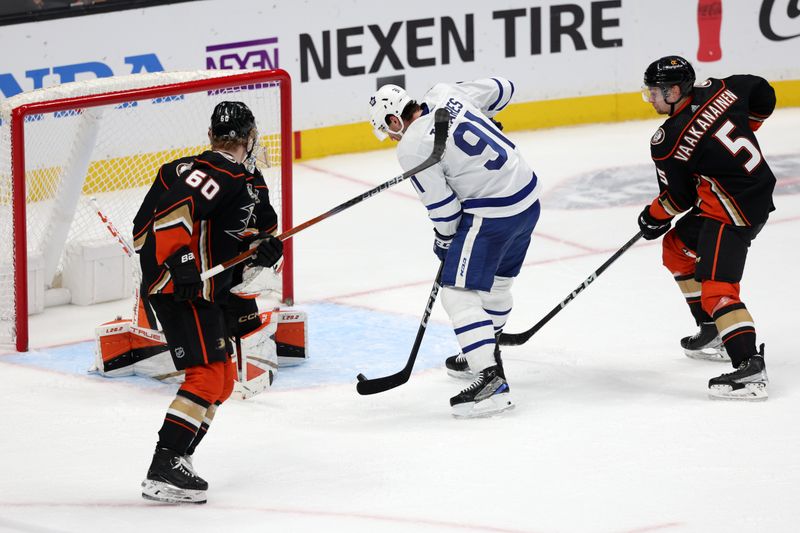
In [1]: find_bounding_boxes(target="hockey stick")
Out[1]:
[200,107,452,281]
[356,261,445,395]
[90,196,152,327]
[90,197,135,257]
[498,231,643,346]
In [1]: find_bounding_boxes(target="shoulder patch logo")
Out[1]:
[176,162,192,176]
[650,127,665,145]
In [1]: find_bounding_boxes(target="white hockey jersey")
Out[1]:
[396,78,540,237]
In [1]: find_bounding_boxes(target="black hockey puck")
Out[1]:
[356,373,367,382]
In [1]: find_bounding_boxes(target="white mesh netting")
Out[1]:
[0,70,291,349]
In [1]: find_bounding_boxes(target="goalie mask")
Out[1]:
[369,84,412,141]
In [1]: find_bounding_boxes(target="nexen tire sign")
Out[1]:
[0,0,797,130]
[297,3,622,83]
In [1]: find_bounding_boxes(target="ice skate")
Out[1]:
[681,322,730,362]
[445,353,473,379]
[445,343,504,380]
[450,365,514,418]
[141,447,208,504]
[708,345,768,401]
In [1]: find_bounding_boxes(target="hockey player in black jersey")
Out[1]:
[637,55,775,400]
[135,101,284,503]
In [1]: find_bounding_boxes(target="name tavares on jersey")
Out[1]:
[430,97,463,134]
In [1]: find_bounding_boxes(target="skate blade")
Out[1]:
[452,393,515,419]
[708,383,768,401]
[446,368,475,380]
[684,348,730,362]
[141,479,207,504]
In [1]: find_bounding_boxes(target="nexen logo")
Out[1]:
[206,38,279,70]
[0,53,165,100]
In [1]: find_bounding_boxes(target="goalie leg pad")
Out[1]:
[232,317,278,400]
[274,310,308,366]
[94,320,172,378]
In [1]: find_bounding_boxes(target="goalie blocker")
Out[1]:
[92,310,308,398]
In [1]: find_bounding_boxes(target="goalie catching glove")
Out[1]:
[637,205,672,241]
[164,246,202,301]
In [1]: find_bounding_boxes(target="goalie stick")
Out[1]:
[200,107,451,281]
[90,196,160,329]
[498,231,643,346]
[356,261,444,395]
[90,196,149,327]
[89,197,134,257]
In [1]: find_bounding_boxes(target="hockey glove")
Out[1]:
[164,246,202,301]
[637,205,672,240]
[252,235,284,268]
[433,230,453,261]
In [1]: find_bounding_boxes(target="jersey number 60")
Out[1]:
[185,169,221,200]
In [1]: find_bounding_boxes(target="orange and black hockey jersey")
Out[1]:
[647,75,776,227]
[134,150,278,302]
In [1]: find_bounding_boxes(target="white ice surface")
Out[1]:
[1,109,799,533]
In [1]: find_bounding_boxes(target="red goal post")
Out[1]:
[0,69,293,352]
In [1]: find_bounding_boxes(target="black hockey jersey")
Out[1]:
[648,75,776,226]
[134,150,278,302]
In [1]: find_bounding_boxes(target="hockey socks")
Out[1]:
[186,402,219,456]
[674,274,711,325]
[156,391,210,455]
[713,303,756,368]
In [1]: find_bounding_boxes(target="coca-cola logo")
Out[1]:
[697,0,722,61]
[696,1,800,62]
[760,0,800,40]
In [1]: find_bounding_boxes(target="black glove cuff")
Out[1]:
[433,229,454,240]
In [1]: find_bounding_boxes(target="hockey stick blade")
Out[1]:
[356,262,444,395]
[499,231,643,346]
[200,108,451,282]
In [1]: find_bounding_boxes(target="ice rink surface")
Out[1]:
[1,109,799,533]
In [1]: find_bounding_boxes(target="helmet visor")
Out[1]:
[641,84,667,103]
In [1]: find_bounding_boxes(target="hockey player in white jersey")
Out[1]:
[369,79,541,418]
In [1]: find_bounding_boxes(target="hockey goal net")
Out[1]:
[0,69,293,352]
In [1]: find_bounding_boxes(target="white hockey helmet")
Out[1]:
[368,84,412,141]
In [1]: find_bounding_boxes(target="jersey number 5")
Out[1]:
[713,120,762,173]
[453,110,515,170]
[185,169,220,200]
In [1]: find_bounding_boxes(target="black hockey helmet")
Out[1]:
[210,101,256,142]
[644,56,695,97]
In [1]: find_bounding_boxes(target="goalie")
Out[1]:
[133,101,283,504]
